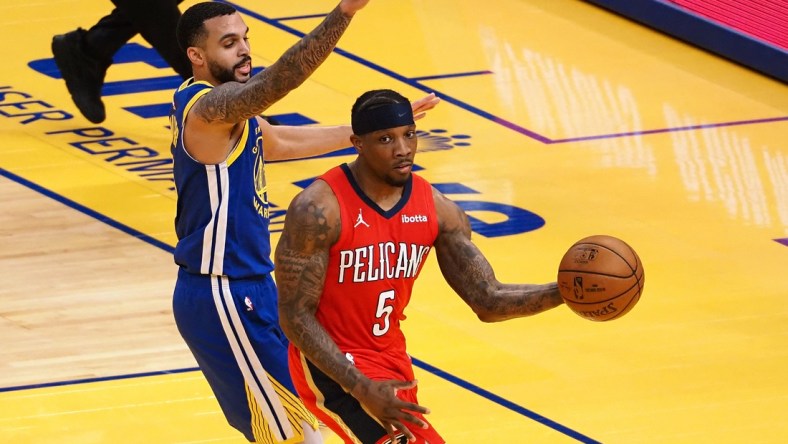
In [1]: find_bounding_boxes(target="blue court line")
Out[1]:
[0,167,598,442]
[547,116,788,144]
[124,103,172,119]
[412,357,601,443]
[222,0,786,144]
[0,367,198,393]
[0,168,173,254]
[275,13,328,21]
[103,74,183,96]
[0,359,600,443]
[410,70,494,81]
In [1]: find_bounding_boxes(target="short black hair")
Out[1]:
[351,89,410,119]
[176,2,237,52]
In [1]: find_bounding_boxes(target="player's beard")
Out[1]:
[384,171,410,187]
[209,56,251,84]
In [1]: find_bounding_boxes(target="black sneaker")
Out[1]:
[51,29,110,124]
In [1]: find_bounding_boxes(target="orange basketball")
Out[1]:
[557,235,644,321]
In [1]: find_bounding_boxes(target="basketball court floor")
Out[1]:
[1,0,786,442]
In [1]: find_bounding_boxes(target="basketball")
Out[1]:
[557,235,645,321]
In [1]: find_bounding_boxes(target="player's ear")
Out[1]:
[350,134,363,154]
[186,47,204,66]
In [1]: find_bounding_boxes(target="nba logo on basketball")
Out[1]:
[572,276,584,300]
[573,247,597,263]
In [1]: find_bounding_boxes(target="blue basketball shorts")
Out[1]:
[172,268,318,443]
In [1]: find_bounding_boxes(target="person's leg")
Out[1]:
[52,1,278,125]
[292,356,444,444]
[173,271,320,442]
[84,7,137,60]
[295,356,397,444]
[51,7,135,123]
[111,0,191,79]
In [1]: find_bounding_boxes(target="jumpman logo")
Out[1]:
[354,208,370,228]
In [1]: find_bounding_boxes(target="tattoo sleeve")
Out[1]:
[275,192,367,391]
[198,5,353,124]
[434,194,564,322]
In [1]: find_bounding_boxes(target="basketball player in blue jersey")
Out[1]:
[169,3,438,443]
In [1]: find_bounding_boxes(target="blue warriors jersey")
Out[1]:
[170,80,274,279]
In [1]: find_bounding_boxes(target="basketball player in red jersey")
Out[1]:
[274,89,565,443]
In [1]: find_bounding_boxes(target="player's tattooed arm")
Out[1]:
[275,183,367,391]
[277,179,431,440]
[196,4,356,124]
[432,189,563,322]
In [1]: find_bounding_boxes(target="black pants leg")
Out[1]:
[82,0,190,80]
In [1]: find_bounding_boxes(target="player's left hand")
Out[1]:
[350,378,430,442]
[411,92,441,121]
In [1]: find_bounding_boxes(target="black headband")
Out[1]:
[351,102,414,135]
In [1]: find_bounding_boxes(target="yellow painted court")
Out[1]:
[1,0,786,443]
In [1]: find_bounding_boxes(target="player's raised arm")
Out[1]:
[261,92,442,161]
[432,188,564,322]
[195,0,369,125]
[175,1,372,164]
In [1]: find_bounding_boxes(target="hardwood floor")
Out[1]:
[0,177,195,389]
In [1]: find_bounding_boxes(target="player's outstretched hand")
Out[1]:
[351,379,430,442]
[411,92,441,121]
[339,0,371,16]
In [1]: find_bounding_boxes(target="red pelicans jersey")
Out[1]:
[291,163,439,384]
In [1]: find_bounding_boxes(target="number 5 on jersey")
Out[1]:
[373,290,395,336]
